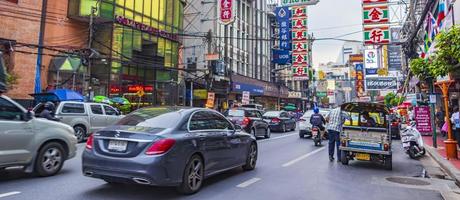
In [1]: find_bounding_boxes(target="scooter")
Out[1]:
[312,126,322,146]
[401,121,426,159]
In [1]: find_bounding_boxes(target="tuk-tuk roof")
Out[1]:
[341,102,389,114]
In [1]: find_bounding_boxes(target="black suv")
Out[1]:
[224,108,270,139]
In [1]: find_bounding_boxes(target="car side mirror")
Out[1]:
[234,124,242,132]
[23,110,34,121]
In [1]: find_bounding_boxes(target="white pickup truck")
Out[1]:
[34,101,124,142]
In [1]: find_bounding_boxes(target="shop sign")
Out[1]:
[292,41,308,53]
[281,0,319,6]
[219,0,235,25]
[363,0,388,4]
[292,30,308,40]
[349,54,364,63]
[276,7,292,50]
[127,85,153,93]
[388,45,402,71]
[317,80,327,91]
[193,89,208,100]
[288,91,302,98]
[272,49,291,64]
[292,66,309,80]
[291,6,307,18]
[242,91,250,105]
[364,26,390,45]
[364,49,379,70]
[292,53,307,64]
[110,86,121,94]
[316,92,327,97]
[205,53,219,61]
[414,106,433,134]
[206,92,215,108]
[355,64,365,96]
[365,77,398,90]
[115,15,178,41]
[292,18,307,29]
[233,82,264,95]
[363,4,389,24]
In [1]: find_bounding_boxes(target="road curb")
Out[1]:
[425,146,460,187]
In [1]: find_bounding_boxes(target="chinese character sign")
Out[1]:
[362,0,388,4]
[364,26,390,45]
[290,5,309,81]
[276,6,292,50]
[363,5,389,24]
[219,0,235,25]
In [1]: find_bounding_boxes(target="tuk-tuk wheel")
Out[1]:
[341,151,349,165]
[384,155,392,170]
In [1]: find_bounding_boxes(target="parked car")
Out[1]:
[299,109,329,138]
[0,94,77,176]
[223,108,270,138]
[34,101,124,142]
[82,107,258,194]
[263,111,296,132]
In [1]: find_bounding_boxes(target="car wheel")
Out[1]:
[384,155,392,170]
[73,125,86,143]
[264,128,271,138]
[35,142,65,177]
[242,143,257,171]
[177,155,204,195]
[291,124,296,131]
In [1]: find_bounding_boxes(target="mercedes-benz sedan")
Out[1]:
[82,107,258,194]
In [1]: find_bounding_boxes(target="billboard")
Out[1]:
[365,77,398,90]
[219,0,235,25]
[388,45,402,71]
[272,49,291,64]
[276,7,292,50]
[364,49,379,75]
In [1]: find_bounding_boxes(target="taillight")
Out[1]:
[145,138,176,155]
[242,117,251,126]
[271,118,281,123]
[86,134,94,149]
[383,143,389,151]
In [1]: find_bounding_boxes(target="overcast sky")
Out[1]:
[308,0,362,66]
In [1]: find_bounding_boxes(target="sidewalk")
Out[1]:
[422,135,460,186]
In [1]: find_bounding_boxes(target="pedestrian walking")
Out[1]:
[450,107,460,148]
[436,107,446,137]
[326,107,348,162]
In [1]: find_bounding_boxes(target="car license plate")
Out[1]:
[264,119,271,123]
[402,142,410,148]
[356,153,370,161]
[108,140,128,152]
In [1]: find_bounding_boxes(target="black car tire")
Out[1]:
[35,142,65,177]
[264,128,271,138]
[341,151,349,165]
[291,124,296,131]
[73,125,86,143]
[242,143,257,171]
[384,155,392,170]
[177,155,204,195]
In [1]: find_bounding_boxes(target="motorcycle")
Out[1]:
[401,121,426,159]
[312,126,322,146]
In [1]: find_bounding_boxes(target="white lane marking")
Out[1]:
[259,132,298,143]
[236,178,261,188]
[282,147,326,167]
[0,191,21,198]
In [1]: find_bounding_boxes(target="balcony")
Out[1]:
[68,0,114,23]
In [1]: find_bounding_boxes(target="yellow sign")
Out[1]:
[193,89,208,99]
[377,68,388,76]
[136,88,145,97]
[318,71,326,80]
[205,92,215,108]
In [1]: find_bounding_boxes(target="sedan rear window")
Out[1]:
[115,107,183,128]
[263,111,280,117]
[227,110,244,117]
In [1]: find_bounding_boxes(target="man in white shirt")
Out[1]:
[450,107,460,148]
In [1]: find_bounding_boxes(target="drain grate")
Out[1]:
[386,177,431,186]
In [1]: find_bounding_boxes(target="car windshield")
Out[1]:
[227,109,245,117]
[115,107,183,128]
[263,111,280,117]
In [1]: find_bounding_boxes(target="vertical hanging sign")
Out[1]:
[291,5,309,80]
[276,6,292,50]
[219,0,235,25]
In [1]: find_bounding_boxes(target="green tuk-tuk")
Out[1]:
[339,102,392,170]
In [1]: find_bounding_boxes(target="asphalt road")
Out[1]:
[0,129,443,200]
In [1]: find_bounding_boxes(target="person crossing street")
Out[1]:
[326,107,348,162]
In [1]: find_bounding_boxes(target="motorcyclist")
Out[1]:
[310,107,326,131]
[39,101,60,121]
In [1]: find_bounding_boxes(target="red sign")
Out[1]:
[291,6,307,17]
[110,86,121,94]
[293,53,308,64]
[219,0,234,25]
[415,106,433,134]
[363,0,387,4]
[127,85,153,93]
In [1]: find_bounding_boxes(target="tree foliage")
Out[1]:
[410,58,431,79]
[384,92,405,108]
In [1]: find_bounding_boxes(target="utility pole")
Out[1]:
[86,5,97,100]
[34,0,48,94]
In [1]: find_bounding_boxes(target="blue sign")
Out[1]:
[232,82,264,95]
[272,49,291,64]
[365,68,378,75]
[355,63,363,71]
[276,7,291,50]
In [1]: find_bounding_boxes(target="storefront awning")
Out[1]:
[50,55,83,72]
